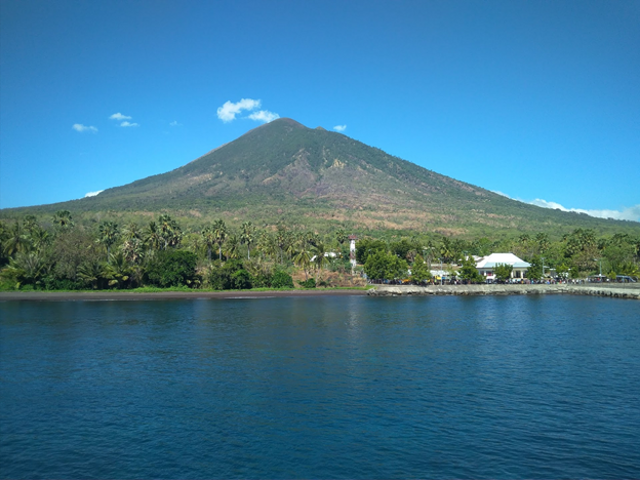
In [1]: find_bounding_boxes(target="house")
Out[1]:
[475,253,530,281]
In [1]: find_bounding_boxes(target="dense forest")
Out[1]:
[1,210,638,291]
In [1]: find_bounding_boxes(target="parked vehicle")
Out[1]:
[616,275,637,283]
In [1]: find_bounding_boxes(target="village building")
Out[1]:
[475,253,530,281]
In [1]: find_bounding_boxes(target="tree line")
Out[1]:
[1,211,638,290]
[0,211,354,291]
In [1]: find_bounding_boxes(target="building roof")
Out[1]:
[476,253,530,269]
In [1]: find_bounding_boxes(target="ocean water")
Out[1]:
[1,295,639,479]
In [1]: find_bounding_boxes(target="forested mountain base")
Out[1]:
[1,211,638,291]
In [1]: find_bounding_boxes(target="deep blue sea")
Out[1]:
[1,295,639,479]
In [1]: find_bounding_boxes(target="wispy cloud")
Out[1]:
[72,124,98,133]
[119,121,139,127]
[216,98,279,123]
[169,121,182,127]
[333,125,347,132]
[84,190,103,197]
[109,112,132,121]
[248,110,279,123]
[492,191,640,222]
[529,198,640,222]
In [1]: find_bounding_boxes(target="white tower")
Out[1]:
[349,235,357,271]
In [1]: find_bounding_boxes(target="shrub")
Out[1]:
[298,277,316,288]
[146,250,198,288]
[230,269,253,290]
[271,270,294,289]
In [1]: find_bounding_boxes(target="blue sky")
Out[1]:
[1,0,638,221]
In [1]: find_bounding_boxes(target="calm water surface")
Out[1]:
[1,295,639,479]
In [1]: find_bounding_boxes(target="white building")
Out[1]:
[475,253,530,280]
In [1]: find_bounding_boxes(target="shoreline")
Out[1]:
[0,289,369,302]
[368,284,640,300]
[1,284,639,301]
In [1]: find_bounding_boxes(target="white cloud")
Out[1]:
[72,124,97,133]
[120,121,139,127]
[493,191,640,222]
[110,112,132,121]
[247,110,279,123]
[333,125,347,132]
[84,190,104,197]
[169,121,181,126]
[217,98,262,122]
[529,199,640,222]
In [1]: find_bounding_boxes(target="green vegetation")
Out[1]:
[1,119,639,289]
[1,211,638,291]
[493,264,514,283]
[458,255,483,283]
[1,210,638,292]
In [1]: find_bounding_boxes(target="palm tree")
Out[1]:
[122,222,142,241]
[213,219,227,261]
[535,233,550,254]
[98,221,119,259]
[28,226,50,254]
[201,227,216,262]
[120,236,144,265]
[257,230,276,262]
[53,210,74,229]
[335,229,348,246]
[2,222,30,256]
[144,222,164,251]
[105,252,132,289]
[275,224,294,264]
[158,214,181,249]
[1,251,49,288]
[77,260,107,290]
[311,242,330,285]
[240,222,255,260]
[292,242,312,280]
[304,231,320,248]
[224,232,241,260]
[439,237,454,264]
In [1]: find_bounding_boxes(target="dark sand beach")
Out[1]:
[2,283,638,301]
[0,289,368,302]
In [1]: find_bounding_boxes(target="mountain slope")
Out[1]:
[2,118,638,236]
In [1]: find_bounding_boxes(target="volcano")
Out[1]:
[3,118,637,235]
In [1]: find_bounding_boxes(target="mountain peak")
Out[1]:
[268,117,306,128]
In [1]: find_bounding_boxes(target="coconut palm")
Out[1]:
[335,229,348,246]
[201,227,216,262]
[98,221,120,259]
[224,232,241,260]
[212,219,227,260]
[144,222,164,251]
[257,230,276,262]
[292,244,312,280]
[120,236,144,265]
[122,222,142,241]
[275,224,294,264]
[2,222,30,256]
[28,226,51,254]
[240,222,255,260]
[1,251,49,288]
[77,260,107,290]
[311,242,330,284]
[105,252,132,289]
[439,237,454,264]
[53,210,74,229]
[158,214,181,249]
